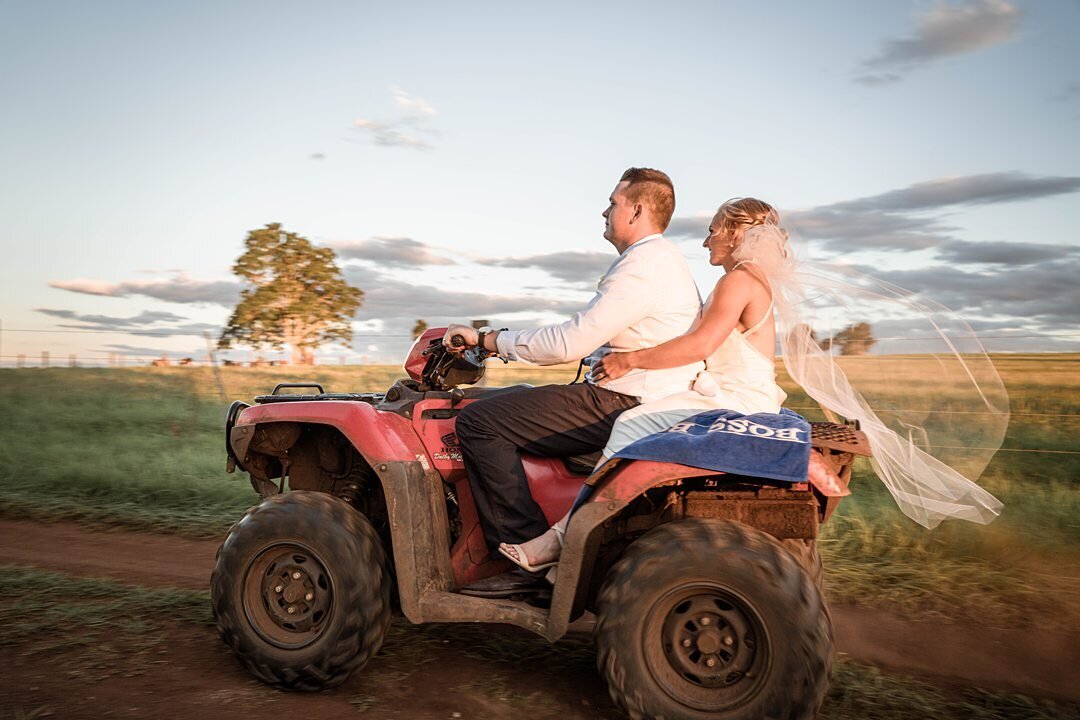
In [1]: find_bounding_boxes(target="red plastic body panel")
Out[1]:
[590,460,812,505]
[591,461,718,503]
[238,401,429,465]
[808,451,850,497]
[522,456,585,526]
[411,398,471,481]
[403,327,448,382]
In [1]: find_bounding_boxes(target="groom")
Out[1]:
[443,167,702,596]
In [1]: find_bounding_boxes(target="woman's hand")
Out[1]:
[442,323,478,353]
[591,351,635,384]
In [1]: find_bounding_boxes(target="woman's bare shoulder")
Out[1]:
[712,267,758,296]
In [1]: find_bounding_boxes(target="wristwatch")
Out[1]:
[476,326,493,351]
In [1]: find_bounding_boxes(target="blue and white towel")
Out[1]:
[614,408,812,483]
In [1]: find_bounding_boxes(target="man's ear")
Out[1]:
[631,203,643,223]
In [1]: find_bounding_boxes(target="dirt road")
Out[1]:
[2,518,1078,719]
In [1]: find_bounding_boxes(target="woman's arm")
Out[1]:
[593,272,756,382]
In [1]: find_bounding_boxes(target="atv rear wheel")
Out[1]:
[211,491,391,690]
[595,519,832,720]
[781,538,824,590]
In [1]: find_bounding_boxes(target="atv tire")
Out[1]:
[781,538,824,591]
[211,491,391,691]
[595,519,832,720]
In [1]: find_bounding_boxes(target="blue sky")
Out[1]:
[1,0,1077,365]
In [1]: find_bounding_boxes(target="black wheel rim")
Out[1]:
[241,542,335,649]
[646,582,771,712]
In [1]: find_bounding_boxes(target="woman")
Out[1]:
[499,197,792,572]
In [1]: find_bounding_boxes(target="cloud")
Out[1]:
[34,307,221,337]
[1050,83,1080,103]
[49,273,241,306]
[331,237,455,268]
[830,172,1080,212]
[353,87,438,150]
[37,309,188,325]
[855,0,1021,85]
[855,261,1080,329]
[935,239,1079,265]
[477,251,614,286]
[786,207,955,251]
[391,87,436,117]
[776,172,1080,252]
[667,174,1080,248]
[344,265,582,326]
[309,152,326,160]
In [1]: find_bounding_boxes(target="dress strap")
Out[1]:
[743,298,774,336]
[732,261,773,336]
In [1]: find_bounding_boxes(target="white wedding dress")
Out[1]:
[603,280,786,457]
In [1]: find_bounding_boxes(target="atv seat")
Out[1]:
[563,451,602,475]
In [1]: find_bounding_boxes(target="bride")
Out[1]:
[500,197,792,572]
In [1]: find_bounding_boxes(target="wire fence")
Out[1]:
[2,326,1078,369]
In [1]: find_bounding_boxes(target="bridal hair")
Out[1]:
[620,167,676,231]
[717,197,788,241]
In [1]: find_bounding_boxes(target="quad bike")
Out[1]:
[211,328,871,720]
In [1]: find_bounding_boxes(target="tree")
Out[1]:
[219,223,363,365]
[828,322,877,356]
[412,319,429,339]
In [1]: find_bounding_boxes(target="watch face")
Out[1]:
[478,326,492,333]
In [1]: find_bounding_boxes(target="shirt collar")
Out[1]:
[622,233,663,254]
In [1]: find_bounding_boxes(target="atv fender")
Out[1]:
[233,401,431,469]
[230,404,457,622]
[544,461,715,641]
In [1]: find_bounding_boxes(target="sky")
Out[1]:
[1,0,1078,366]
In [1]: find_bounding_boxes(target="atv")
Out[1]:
[211,328,870,720]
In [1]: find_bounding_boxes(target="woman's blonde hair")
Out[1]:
[716,197,787,240]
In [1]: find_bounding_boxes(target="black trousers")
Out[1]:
[456,383,639,557]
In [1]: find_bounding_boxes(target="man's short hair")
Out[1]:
[620,167,676,231]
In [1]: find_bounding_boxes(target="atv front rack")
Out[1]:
[253,392,384,404]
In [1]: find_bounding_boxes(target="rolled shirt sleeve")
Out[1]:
[495,261,654,365]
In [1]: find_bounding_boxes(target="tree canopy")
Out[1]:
[412,319,429,339]
[827,322,877,356]
[218,223,363,365]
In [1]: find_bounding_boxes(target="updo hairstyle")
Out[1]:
[716,197,788,242]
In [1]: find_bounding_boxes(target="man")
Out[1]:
[442,167,702,596]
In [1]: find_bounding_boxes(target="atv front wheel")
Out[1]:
[595,519,832,720]
[211,491,391,690]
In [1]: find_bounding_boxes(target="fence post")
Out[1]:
[41,351,49,368]
[69,354,76,368]
[17,354,24,368]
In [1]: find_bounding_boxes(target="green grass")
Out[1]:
[0,565,210,678]
[823,660,1073,720]
[0,359,1077,626]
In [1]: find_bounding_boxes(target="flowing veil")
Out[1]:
[735,223,1009,529]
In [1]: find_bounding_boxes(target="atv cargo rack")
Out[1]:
[253,383,383,405]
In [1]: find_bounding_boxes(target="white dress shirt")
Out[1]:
[496,234,704,403]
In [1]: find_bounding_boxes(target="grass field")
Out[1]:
[0,357,1077,625]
